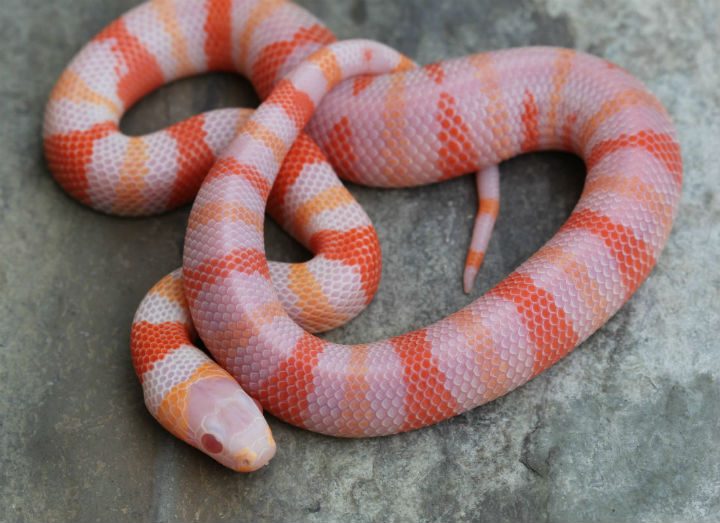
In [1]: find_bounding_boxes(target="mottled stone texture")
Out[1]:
[1,0,718,521]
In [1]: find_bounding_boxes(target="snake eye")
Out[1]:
[201,433,224,454]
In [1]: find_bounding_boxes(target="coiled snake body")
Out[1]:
[44,0,682,471]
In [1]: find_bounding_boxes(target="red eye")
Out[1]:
[201,433,223,454]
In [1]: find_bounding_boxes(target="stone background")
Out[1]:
[1,0,718,521]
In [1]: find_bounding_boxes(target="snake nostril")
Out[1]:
[201,433,224,454]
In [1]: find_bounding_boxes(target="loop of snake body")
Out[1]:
[44,0,682,471]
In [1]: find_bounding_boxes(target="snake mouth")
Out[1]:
[240,439,277,471]
[234,448,258,471]
[197,428,277,472]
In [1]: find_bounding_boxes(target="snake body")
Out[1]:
[44,0,682,471]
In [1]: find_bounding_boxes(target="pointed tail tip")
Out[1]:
[464,249,486,294]
[463,265,478,295]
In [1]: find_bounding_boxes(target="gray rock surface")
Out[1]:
[1,0,718,521]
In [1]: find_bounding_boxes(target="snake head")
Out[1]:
[186,376,276,472]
